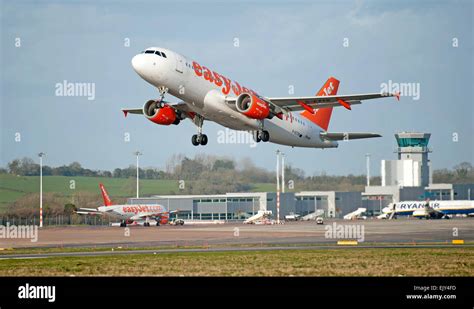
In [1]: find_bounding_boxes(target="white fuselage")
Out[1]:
[97,204,167,221]
[131,47,338,148]
[383,200,474,216]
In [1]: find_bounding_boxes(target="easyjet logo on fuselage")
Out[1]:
[192,61,258,97]
[122,205,164,214]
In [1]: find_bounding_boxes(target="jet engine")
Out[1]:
[235,93,270,119]
[143,100,179,125]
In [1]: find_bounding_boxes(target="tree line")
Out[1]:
[3,156,473,186]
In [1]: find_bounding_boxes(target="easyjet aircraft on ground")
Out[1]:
[123,47,399,147]
[76,184,177,227]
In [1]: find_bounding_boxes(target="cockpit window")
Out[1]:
[155,51,162,56]
[145,50,155,54]
[161,52,167,58]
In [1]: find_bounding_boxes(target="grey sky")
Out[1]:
[1,0,472,176]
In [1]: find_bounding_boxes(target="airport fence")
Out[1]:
[0,215,113,226]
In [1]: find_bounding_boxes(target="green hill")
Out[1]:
[0,175,183,211]
[0,174,276,212]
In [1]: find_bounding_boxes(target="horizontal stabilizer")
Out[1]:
[320,132,381,141]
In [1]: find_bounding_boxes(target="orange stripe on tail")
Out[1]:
[301,77,340,131]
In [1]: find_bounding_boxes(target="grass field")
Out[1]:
[0,248,473,276]
[0,174,275,211]
[0,174,183,209]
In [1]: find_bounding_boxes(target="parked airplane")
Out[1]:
[122,47,399,147]
[380,200,474,219]
[76,184,176,227]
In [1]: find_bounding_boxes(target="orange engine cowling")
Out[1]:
[143,100,177,125]
[160,215,169,225]
[235,93,270,119]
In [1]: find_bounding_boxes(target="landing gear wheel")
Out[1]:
[156,221,160,226]
[200,134,208,145]
[120,221,127,227]
[256,120,269,143]
[192,134,200,146]
[144,222,150,227]
[191,134,208,146]
[192,115,207,146]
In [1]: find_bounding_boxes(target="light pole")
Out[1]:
[38,152,45,228]
[366,153,371,187]
[134,151,142,198]
[281,152,285,193]
[276,150,281,224]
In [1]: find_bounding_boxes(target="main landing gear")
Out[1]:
[255,120,270,143]
[255,130,270,143]
[191,114,208,146]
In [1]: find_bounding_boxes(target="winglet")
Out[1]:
[394,92,400,101]
[123,110,128,117]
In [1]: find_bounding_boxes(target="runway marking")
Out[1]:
[452,239,465,245]
[337,240,358,245]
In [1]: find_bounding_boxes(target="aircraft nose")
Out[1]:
[131,54,146,74]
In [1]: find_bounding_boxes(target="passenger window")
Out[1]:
[161,52,167,58]
[155,51,162,56]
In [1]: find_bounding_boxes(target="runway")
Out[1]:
[0,218,472,252]
[2,243,474,260]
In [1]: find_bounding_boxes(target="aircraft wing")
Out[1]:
[265,93,399,112]
[226,92,398,113]
[122,102,192,117]
[320,132,382,141]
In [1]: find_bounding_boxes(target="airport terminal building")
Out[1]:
[129,132,473,221]
[129,191,362,220]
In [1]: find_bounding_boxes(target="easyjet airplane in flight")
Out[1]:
[123,47,399,147]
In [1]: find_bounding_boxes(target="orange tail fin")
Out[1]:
[99,183,112,206]
[301,77,340,131]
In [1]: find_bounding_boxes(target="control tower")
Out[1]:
[381,132,432,187]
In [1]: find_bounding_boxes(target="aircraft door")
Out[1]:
[175,54,184,73]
